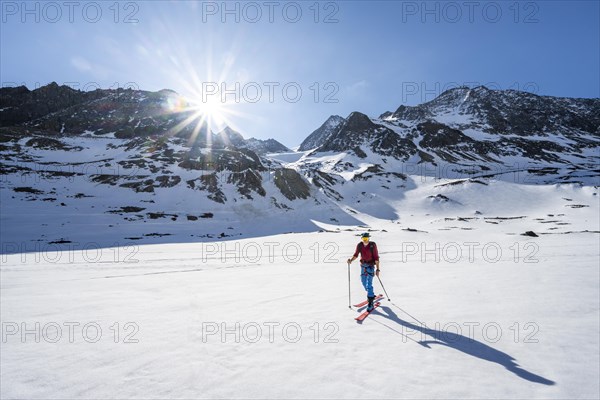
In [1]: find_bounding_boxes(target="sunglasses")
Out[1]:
[361,237,369,241]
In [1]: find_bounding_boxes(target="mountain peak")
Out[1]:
[158,88,179,95]
[324,114,345,125]
[216,126,245,145]
[243,137,291,154]
[298,115,346,151]
[344,112,376,132]
[37,81,75,92]
[433,85,494,103]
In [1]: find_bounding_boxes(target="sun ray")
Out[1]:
[133,23,261,149]
[164,108,204,139]
[188,115,208,147]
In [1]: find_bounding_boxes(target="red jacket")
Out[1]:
[353,241,379,264]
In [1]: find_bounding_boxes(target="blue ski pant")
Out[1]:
[360,263,375,297]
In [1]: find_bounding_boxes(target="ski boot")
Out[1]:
[366,296,375,312]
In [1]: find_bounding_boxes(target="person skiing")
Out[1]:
[347,232,380,311]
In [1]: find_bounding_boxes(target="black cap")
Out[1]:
[361,232,370,238]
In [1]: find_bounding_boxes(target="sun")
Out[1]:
[163,89,239,147]
[147,38,251,147]
[191,94,227,128]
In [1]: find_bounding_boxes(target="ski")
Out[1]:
[355,302,381,321]
[353,294,383,308]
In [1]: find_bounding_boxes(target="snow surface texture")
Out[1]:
[2,178,599,399]
[0,135,362,248]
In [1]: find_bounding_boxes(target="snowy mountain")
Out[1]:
[0,83,291,152]
[379,86,600,168]
[317,111,421,160]
[381,86,600,137]
[215,126,290,155]
[300,86,599,195]
[0,128,353,246]
[0,83,345,247]
[1,84,598,250]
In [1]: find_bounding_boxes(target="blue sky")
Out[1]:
[1,0,598,147]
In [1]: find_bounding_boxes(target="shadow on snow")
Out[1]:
[366,304,555,386]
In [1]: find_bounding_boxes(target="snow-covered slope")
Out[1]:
[2,178,598,399]
[1,84,598,251]
[0,132,357,249]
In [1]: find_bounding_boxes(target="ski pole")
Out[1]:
[377,275,391,301]
[347,261,352,309]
